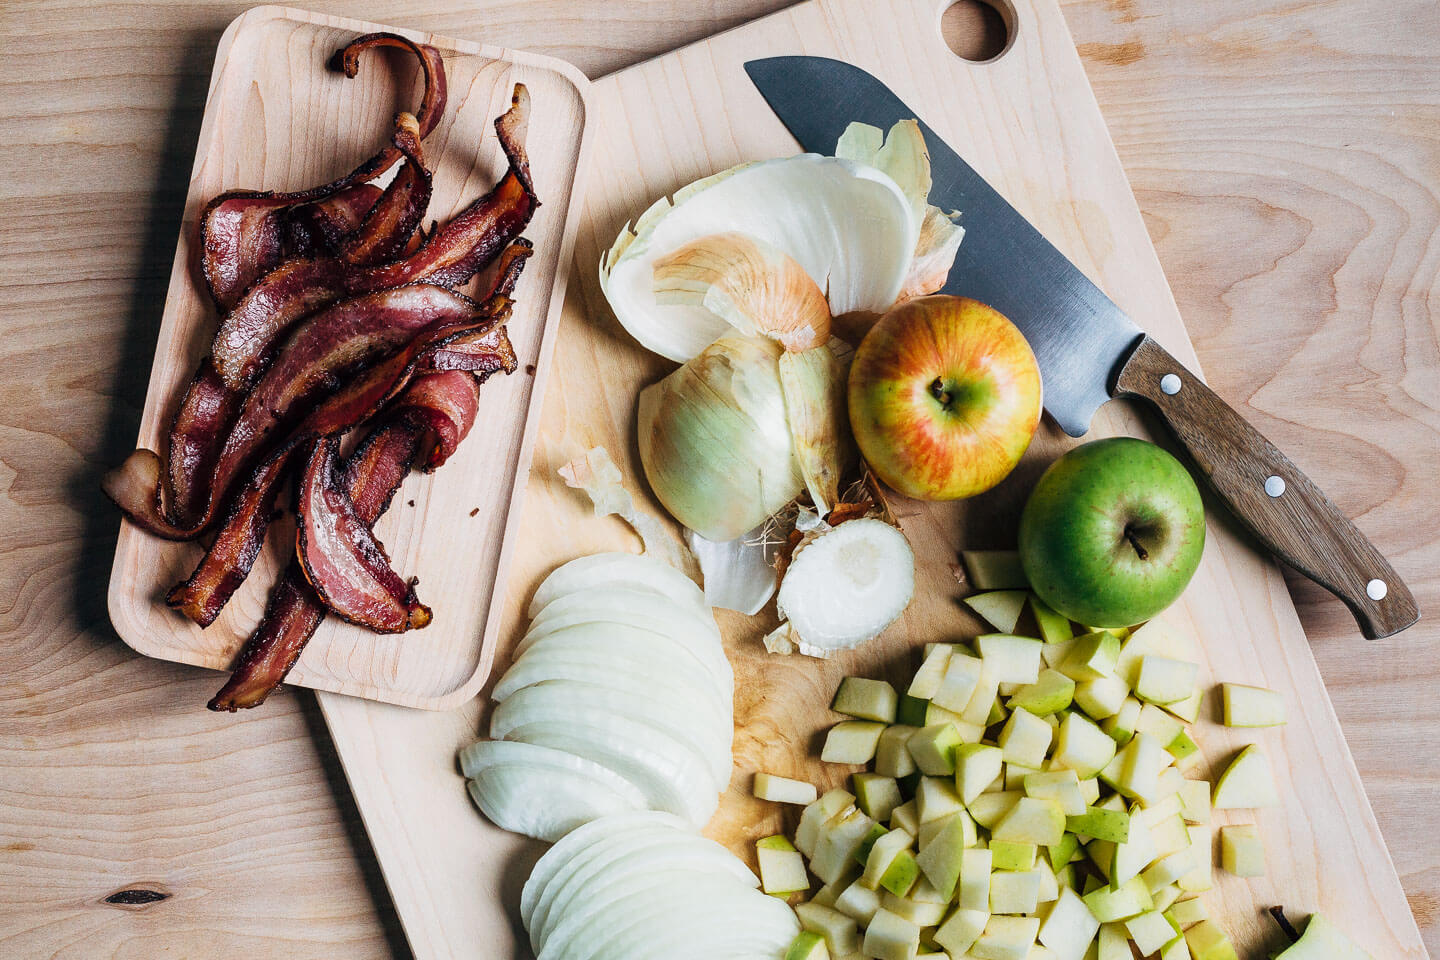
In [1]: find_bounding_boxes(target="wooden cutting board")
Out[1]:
[322,0,1428,956]
[105,6,590,710]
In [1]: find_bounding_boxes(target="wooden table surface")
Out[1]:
[1,0,1435,956]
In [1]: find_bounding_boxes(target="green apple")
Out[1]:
[1275,913,1374,959]
[832,677,898,723]
[848,296,1043,501]
[1019,437,1206,627]
[784,931,830,960]
[1219,824,1264,878]
[757,835,810,895]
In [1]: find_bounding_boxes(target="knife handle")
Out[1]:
[1114,335,1418,639]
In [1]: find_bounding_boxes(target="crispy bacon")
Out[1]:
[338,113,432,267]
[209,85,536,392]
[396,370,481,471]
[198,32,447,308]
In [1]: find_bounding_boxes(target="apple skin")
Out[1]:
[1019,437,1205,627]
[847,296,1042,500]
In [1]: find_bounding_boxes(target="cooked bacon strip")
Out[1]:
[165,451,292,626]
[297,435,431,633]
[424,324,517,380]
[206,417,427,711]
[198,32,447,308]
[209,84,536,392]
[397,370,481,471]
[285,184,384,257]
[338,113,432,267]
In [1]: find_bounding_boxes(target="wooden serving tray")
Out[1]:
[105,6,591,710]
[321,0,1428,956]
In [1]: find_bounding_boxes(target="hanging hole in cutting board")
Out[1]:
[940,0,1016,63]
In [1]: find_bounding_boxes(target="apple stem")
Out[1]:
[1268,906,1300,944]
[929,377,952,406]
[1123,525,1150,561]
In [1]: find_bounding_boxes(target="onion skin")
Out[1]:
[636,335,803,543]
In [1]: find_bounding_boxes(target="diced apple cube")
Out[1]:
[862,827,915,889]
[1149,811,1191,858]
[1114,733,1172,802]
[1009,669,1076,716]
[962,671,1004,726]
[890,798,920,836]
[971,914,1040,960]
[915,811,975,898]
[1160,931,1192,960]
[1034,854,1060,903]
[1166,897,1208,929]
[1006,762,1041,790]
[785,930,830,960]
[797,789,856,857]
[1143,848,1198,892]
[1030,595,1073,645]
[962,550,1028,590]
[935,906,990,956]
[881,891,947,927]
[991,839,1037,872]
[757,835,809,894]
[823,721,888,765]
[1219,824,1264,877]
[1060,631,1121,681]
[1175,824,1212,893]
[813,808,878,884]
[907,723,961,776]
[1074,675,1129,720]
[1221,682,1286,727]
[1037,887,1100,960]
[1135,655,1199,705]
[1183,920,1238,960]
[854,772,903,822]
[876,725,919,778]
[1161,686,1204,723]
[1135,703,1184,744]
[992,797,1066,847]
[1096,922,1130,960]
[1023,769,1085,816]
[1152,883,1182,914]
[1166,731,1200,767]
[956,743,1005,804]
[926,701,986,741]
[881,849,920,897]
[1127,910,1181,956]
[927,651,984,713]
[755,773,819,805]
[796,902,860,957]
[989,867,1042,915]
[966,590,1030,633]
[915,776,964,822]
[1053,713,1118,777]
[958,847,993,911]
[1116,618,1195,688]
[1000,708,1053,768]
[1082,875,1153,923]
[1102,697,1141,745]
[898,693,929,727]
[1078,776,1101,805]
[909,645,954,700]
[834,878,882,925]
[1212,745,1280,809]
[968,790,1022,829]
[977,635,1044,684]
[863,907,922,960]
[833,677,899,723]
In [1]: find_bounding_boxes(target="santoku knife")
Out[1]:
[745,55,1417,640]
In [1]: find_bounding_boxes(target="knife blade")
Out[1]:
[744,55,1418,639]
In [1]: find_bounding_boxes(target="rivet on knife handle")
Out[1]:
[1113,335,1419,639]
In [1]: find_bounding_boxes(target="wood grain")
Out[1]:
[0,0,1436,957]
[104,6,591,710]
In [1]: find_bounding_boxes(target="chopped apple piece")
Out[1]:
[967,590,1030,633]
[1219,824,1264,877]
[1096,922,1130,960]
[833,677,899,723]
[891,798,920,836]
[797,789,856,857]
[755,772,819,805]
[916,776,966,823]
[1275,912,1374,959]
[1022,770,1085,818]
[1221,682,1286,728]
[852,772,902,823]
[813,807,878,883]
[958,847,993,910]
[1030,595,1073,645]
[785,931,831,960]
[990,839,1037,872]
[834,878,882,924]
[972,914,1041,960]
[1082,875,1153,922]
[1149,811,1190,858]
[927,703,986,742]
[880,849,920,897]
[823,720,888,765]
[1183,919,1238,960]
[1065,805,1129,843]
[1166,730,1200,766]
[977,634,1044,684]
[968,790,1022,829]
[796,902,860,957]
[962,670,1004,726]
[758,835,810,894]
[876,725,919,778]
[1160,931,1192,960]
[1102,697,1142,746]
[1006,762,1041,790]
[1136,703,1185,744]
[1060,631,1121,681]
[989,867,1042,914]
[1166,897,1208,929]
[1074,675,1128,720]
[1136,655,1200,705]
[1009,669,1076,716]
[915,811,976,898]
[1161,685,1204,723]
[897,693,929,727]
[1116,618,1195,687]
[1000,708,1054,768]
[962,550,1029,590]
[935,905,990,956]
[1212,745,1280,809]
[1143,848,1198,891]
[933,652,986,713]
[881,888,947,926]
[862,827,915,889]
[909,644,954,699]
[956,743,1005,805]
[1042,892,1094,955]
[1175,824,1212,893]
[1126,910,1180,956]
[1114,733,1172,803]
[906,723,961,776]
[992,797,1066,847]
[1053,712,1117,777]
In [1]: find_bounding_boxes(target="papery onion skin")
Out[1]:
[636,335,803,543]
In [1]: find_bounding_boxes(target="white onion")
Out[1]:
[528,552,707,619]
[462,745,645,843]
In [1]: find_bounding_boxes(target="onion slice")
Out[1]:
[460,741,646,842]
[527,551,706,620]
[776,516,915,655]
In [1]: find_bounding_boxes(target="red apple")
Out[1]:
[847,295,1042,500]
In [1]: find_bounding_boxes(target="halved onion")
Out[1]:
[600,154,919,363]
[490,680,729,786]
[460,741,646,842]
[577,876,794,960]
[496,624,731,713]
[492,710,719,827]
[527,552,707,619]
